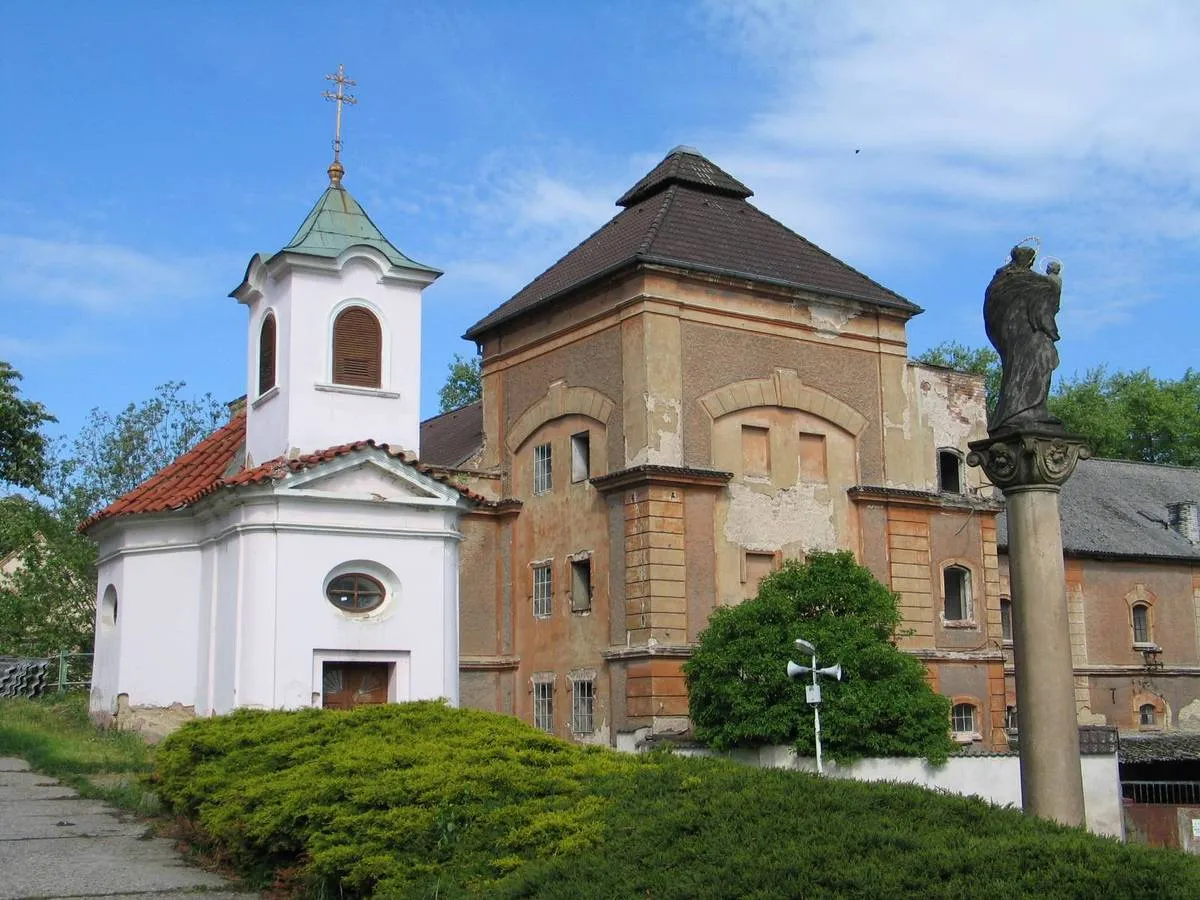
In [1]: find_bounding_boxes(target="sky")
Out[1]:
[3,1,1199,443]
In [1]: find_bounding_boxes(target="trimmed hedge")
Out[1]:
[155,702,1200,898]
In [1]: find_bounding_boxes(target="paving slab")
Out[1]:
[0,757,255,899]
[0,760,30,772]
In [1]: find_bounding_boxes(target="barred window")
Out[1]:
[1000,598,1013,643]
[533,564,553,618]
[534,679,554,732]
[1132,604,1151,645]
[951,702,977,735]
[572,678,595,734]
[1140,704,1157,727]
[533,443,552,494]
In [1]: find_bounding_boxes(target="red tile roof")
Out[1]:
[80,413,487,532]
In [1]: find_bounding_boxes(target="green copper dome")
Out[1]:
[275,184,440,275]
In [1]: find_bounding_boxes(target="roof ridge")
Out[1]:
[739,200,913,307]
[637,185,678,256]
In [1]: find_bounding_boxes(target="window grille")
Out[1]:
[572,678,595,733]
[1140,703,1157,727]
[533,443,553,494]
[533,564,553,618]
[534,680,554,732]
[1132,604,1151,644]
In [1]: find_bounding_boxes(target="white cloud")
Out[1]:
[697,0,1200,326]
[0,234,227,313]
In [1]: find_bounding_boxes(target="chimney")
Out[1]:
[1167,501,1200,544]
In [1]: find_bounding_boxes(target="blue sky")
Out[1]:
[3,1,1199,443]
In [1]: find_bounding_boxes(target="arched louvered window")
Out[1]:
[332,306,383,388]
[258,313,277,396]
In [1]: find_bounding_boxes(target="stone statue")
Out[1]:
[983,245,1065,435]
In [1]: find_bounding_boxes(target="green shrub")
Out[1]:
[154,701,1200,899]
[685,551,955,762]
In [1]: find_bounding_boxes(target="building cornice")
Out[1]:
[849,485,1002,512]
[590,465,732,495]
[601,642,696,661]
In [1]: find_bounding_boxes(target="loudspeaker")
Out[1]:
[817,663,843,682]
[786,661,809,679]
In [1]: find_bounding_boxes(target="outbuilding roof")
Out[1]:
[1119,732,1200,764]
[79,413,488,532]
[997,457,1200,561]
[464,146,919,340]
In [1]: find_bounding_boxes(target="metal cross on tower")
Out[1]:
[322,64,357,185]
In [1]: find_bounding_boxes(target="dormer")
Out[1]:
[231,167,441,467]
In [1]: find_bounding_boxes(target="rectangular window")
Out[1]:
[943,567,970,621]
[571,431,591,483]
[533,443,553,494]
[741,425,771,479]
[797,432,827,482]
[533,564,553,618]
[744,551,777,600]
[1000,599,1013,643]
[951,702,976,735]
[572,678,595,733]
[1132,604,1151,644]
[533,678,554,732]
[571,557,592,612]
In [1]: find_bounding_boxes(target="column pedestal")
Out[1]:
[968,430,1091,827]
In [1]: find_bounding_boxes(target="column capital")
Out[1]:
[967,430,1092,491]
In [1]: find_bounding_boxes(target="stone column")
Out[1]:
[968,431,1091,827]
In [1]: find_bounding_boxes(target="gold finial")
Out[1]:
[322,64,357,186]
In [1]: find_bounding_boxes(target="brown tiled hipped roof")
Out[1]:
[419,401,484,468]
[81,414,487,532]
[465,147,918,339]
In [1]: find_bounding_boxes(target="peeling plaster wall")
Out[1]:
[723,482,838,553]
[909,363,990,492]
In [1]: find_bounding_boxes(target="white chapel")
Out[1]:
[86,133,472,729]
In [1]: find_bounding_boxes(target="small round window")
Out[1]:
[326,573,385,613]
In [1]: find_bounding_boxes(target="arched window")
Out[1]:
[943,565,972,622]
[1000,598,1013,643]
[938,449,962,494]
[258,313,277,396]
[1139,703,1157,727]
[332,306,382,388]
[100,584,118,630]
[951,702,977,736]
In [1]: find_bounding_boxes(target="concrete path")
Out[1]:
[0,758,254,900]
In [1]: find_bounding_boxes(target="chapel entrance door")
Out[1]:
[321,661,390,709]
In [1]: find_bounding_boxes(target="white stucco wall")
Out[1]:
[89,451,466,725]
[241,250,430,467]
[661,743,1124,839]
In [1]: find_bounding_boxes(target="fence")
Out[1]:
[1123,780,1200,806]
[0,651,92,699]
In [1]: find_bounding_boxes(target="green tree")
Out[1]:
[1049,367,1200,465]
[684,551,954,763]
[0,496,96,654]
[50,381,226,526]
[437,353,481,413]
[0,361,56,492]
[915,341,1000,415]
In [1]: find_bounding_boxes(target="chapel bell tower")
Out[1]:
[229,66,441,466]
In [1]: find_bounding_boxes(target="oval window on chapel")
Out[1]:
[326,573,386,613]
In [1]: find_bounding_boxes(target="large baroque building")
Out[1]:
[89,145,1200,752]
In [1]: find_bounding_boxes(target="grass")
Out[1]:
[0,693,159,813]
[153,701,1200,899]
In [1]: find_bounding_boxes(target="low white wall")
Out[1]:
[670,745,1124,839]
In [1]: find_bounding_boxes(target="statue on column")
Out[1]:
[983,244,1065,435]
